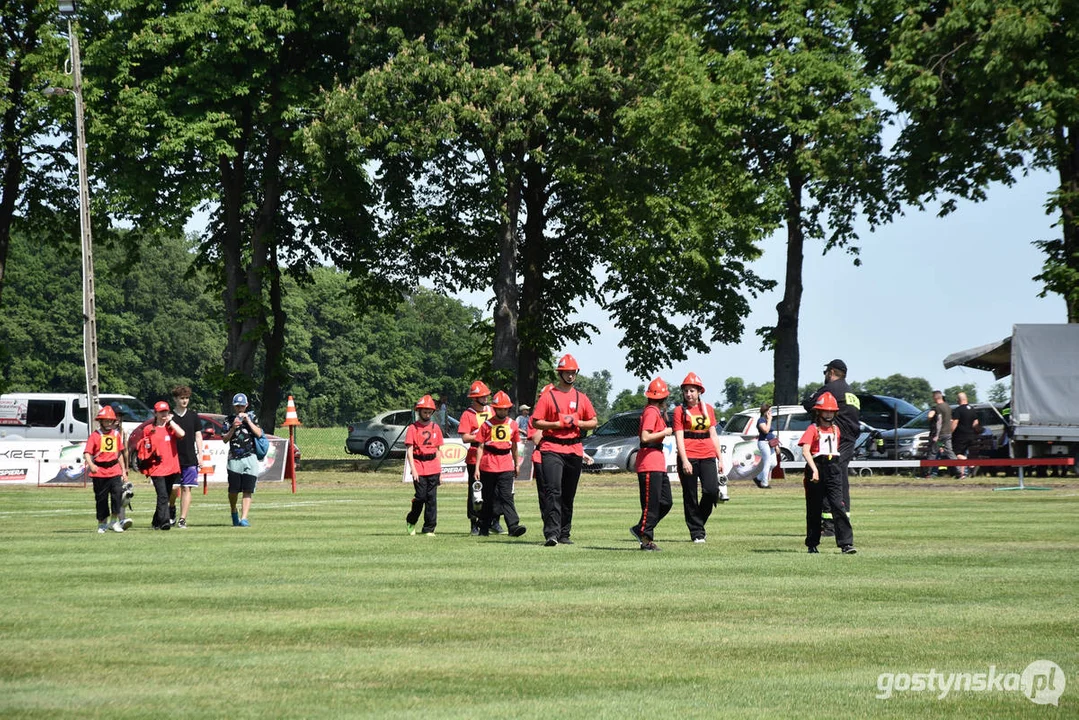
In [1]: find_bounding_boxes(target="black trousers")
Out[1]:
[406,473,439,533]
[804,459,853,548]
[635,470,672,542]
[533,458,549,526]
[821,440,855,518]
[151,474,178,528]
[92,475,124,522]
[479,470,520,534]
[678,458,720,540]
[466,462,502,526]
[540,451,582,541]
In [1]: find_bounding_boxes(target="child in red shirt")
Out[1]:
[474,391,527,538]
[799,392,856,554]
[143,400,185,531]
[632,378,673,551]
[83,406,129,533]
[405,395,445,536]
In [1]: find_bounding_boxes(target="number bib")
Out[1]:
[814,429,839,457]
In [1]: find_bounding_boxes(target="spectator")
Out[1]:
[168,385,203,528]
[222,392,263,527]
[516,403,531,434]
[951,391,980,479]
[925,390,959,478]
[755,404,777,489]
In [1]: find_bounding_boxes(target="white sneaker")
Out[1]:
[110,521,124,533]
[693,537,706,544]
[121,518,133,530]
[97,523,108,534]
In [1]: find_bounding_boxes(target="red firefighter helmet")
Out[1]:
[96,406,117,421]
[415,395,436,411]
[680,372,706,393]
[555,354,580,372]
[468,380,491,398]
[813,392,839,412]
[645,377,670,400]
[491,391,513,409]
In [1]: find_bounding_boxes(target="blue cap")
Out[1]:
[232,392,249,406]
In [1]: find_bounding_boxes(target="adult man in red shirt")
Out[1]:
[531,354,599,546]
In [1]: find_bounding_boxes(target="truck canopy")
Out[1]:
[944,324,1079,440]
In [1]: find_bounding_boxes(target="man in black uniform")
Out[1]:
[802,359,860,536]
[951,391,980,478]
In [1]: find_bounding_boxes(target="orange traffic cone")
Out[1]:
[283,396,302,427]
[199,438,213,494]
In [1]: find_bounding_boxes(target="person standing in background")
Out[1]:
[168,386,202,529]
[755,404,777,489]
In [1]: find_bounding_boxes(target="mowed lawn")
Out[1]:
[0,473,1076,719]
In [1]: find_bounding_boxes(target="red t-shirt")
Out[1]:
[635,404,667,473]
[673,403,718,459]
[532,387,596,456]
[83,429,125,478]
[476,417,519,473]
[146,423,181,477]
[458,405,492,464]
[798,423,842,459]
[406,420,444,477]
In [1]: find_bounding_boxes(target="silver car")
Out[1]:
[345,409,458,460]
[582,410,643,472]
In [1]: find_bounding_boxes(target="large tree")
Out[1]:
[858,0,1079,321]
[83,0,403,427]
[704,0,897,404]
[324,0,772,403]
[0,0,72,308]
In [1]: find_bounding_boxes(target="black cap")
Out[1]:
[825,359,847,373]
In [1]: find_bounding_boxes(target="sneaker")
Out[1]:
[640,542,661,551]
[231,511,240,527]
[509,526,527,537]
[693,537,706,544]
[238,518,250,527]
[406,523,416,536]
[491,522,505,535]
[544,536,558,547]
[422,531,436,536]
[159,522,171,531]
[753,478,763,488]
[841,545,857,555]
[808,546,819,554]
[629,526,642,543]
[110,521,124,533]
[177,518,187,529]
[97,523,108,534]
[557,538,573,545]
[121,518,133,530]
[470,523,480,536]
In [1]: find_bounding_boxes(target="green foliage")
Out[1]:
[572,370,613,424]
[721,376,775,415]
[989,382,1010,405]
[860,0,1079,320]
[943,384,978,403]
[853,374,935,408]
[610,385,646,415]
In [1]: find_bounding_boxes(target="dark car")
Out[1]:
[873,403,1006,459]
[854,394,921,431]
[128,413,301,470]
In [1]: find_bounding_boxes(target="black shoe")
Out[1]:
[478,530,489,536]
[753,478,763,488]
[821,520,836,538]
[470,523,480,536]
[544,536,558,547]
[558,537,573,545]
[491,522,505,535]
[629,526,642,542]
[807,546,819,554]
[509,526,527,537]
[841,545,857,555]
[160,522,170,531]
[640,541,661,551]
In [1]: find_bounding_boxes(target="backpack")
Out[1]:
[136,428,160,475]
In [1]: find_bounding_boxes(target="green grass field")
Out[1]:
[1,473,1076,719]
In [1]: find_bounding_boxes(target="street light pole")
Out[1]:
[59,1,99,417]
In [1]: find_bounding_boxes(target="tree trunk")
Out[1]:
[0,46,28,309]
[260,243,286,433]
[773,167,805,405]
[517,160,548,407]
[255,135,285,431]
[1054,124,1079,323]
[489,152,521,399]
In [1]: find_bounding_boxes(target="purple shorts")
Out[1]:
[178,465,200,487]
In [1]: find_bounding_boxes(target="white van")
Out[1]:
[0,393,154,441]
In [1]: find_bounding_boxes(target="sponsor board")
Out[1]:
[403,439,469,483]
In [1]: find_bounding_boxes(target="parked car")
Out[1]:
[717,405,812,465]
[872,403,1007,459]
[345,409,459,460]
[128,413,301,470]
[855,394,921,430]
[582,410,644,472]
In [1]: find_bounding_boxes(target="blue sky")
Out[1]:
[457,168,1063,404]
